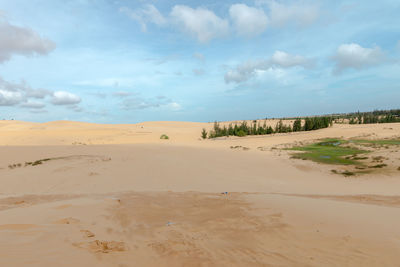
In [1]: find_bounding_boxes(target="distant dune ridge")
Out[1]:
[1,120,400,266]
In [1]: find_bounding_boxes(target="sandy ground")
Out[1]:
[1,120,400,266]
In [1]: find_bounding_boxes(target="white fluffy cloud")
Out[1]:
[120,5,166,32]
[263,0,319,27]
[229,4,268,37]
[170,5,229,43]
[0,77,82,111]
[0,90,23,106]
[0,76,51,106]
[0,18,55,63]
[121,4,229,42]
[0,76,81,110]
[0,77,81,113]
[225,50,312,83]
[51,91,81,105]
[121,3,320,42]
[333,43,385,73]
[271,50,311,67]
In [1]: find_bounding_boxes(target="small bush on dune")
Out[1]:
[342,170,355,177]
[201,128,207,139]
[369,164,387,168]
[236,130,247,137]
[160,134,169,140]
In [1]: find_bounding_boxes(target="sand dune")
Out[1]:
[0,119,399,148]
[1,120,400,266]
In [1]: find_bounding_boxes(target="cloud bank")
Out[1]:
[0,18,55,63]
[333,43,385,74]
[120,4,166,32]
[265,0,320,27]
[121,2,319,42]
[0,76,81,109]
[225,51,313,83]
[170,5,229,43]
[229,4,268,37]
[51,91,81,105]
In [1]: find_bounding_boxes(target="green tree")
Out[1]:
[237,129,247,137]
[293,118,302,132]
[201,128,207,139]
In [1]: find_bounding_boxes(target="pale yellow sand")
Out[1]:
[0,120,400,266]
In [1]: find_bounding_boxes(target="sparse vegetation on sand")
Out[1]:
[288,138,400,176]
[350,139,400,146]
[289,139,368,165]
[6,155,111,170]
[9,158,54,169]
[160,134,169,140]
[205,116,333,139]
[230,146,250,151]
[342,170,356,177]
[368,164,388,169]
[26,158,52,166]
[331,169,365,176]
[8,163,22,169]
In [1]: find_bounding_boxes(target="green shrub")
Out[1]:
[342,170,355,177]
[201,128,207,139]
[160,134,169,140]
[368,164,387,168]
[236,130,247,137]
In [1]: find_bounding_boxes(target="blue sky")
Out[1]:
[0,0,399,123]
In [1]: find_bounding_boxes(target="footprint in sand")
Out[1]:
[81,229,95,238]
[54,217,80,225]
[89,240,126,253]
[74,240,127,253]
[54,204,72,210]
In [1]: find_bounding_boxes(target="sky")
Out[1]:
[0,0,399,123]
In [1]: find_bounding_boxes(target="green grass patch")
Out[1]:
[289,139,369,165]
[351,139,400,146]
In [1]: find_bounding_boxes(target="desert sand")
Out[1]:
[1,120,400,266]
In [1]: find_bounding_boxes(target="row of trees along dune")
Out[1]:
[202,116,333,139]
[334,109,400,124]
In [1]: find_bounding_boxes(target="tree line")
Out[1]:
[275,109,400,124]
[347,112,400,124]
[330,109,400,124]
[202,116,333,139]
